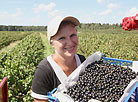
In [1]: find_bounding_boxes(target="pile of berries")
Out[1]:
[67,60,137,102]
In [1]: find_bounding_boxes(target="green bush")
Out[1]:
[0,33,44,102]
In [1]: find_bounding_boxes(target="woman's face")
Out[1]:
[51,24,78,58]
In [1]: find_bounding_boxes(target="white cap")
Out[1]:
[47,16,80,41]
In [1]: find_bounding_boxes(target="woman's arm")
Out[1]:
[34,98,48,102]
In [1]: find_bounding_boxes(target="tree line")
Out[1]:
[0,25,47,31]
[0,23,122,31]
[78,23,122,30]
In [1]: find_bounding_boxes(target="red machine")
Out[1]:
[122,13,138,30]
[0,77,8,102]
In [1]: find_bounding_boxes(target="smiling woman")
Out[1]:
[50,22,78,76]
[31,15,86,102]
[50,21,78,59]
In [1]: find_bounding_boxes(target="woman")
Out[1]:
[31,16,86,102]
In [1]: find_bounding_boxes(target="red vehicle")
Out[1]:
[0,77,8,102]
[122,13,138,30]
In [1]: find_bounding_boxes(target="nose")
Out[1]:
[66,38,74,46]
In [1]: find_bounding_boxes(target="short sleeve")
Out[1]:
[77,54,86,63]
[31,58,60,99]
[32,67,51,95]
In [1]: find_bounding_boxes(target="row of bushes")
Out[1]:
[0,33,45,101]
[0,31,32,50]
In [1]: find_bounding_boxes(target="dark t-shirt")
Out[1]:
[31,54,85,98]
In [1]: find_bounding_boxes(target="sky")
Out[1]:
[0,0,138,26]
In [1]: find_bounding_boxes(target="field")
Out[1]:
[78,29,138,60]
[0,31,32,50]
[0,28,138,101]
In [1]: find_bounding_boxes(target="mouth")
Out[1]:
[66,47,73,50]
[65,46,75,52]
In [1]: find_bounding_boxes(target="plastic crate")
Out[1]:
[47,88,59,102]
[102,54,138,102]
[102,54,133,67]
[124,82,138,102]
[47,55,138,102]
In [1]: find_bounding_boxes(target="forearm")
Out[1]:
[34,98,48,102]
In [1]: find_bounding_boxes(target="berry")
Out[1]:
[67,60,137,102]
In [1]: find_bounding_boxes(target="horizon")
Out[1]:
[0,22,122,27]
[0,0,138,26]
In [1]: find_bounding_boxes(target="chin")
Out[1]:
[63,47,77,57]
[64,52,76,57]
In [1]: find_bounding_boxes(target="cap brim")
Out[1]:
[62,16,80,26]
[47,16,80,41]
